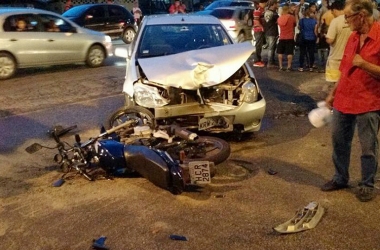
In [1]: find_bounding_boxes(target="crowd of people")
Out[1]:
[254,0,380,202]
[253,0,379,73]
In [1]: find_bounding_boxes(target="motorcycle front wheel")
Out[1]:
[107,106,155,130]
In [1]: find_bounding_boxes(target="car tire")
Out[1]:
[0,52,17,80]
[122,27,136,44]
[237,32,246,43]
[86,45,105,67]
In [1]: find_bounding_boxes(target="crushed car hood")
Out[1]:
[137,42,254,90]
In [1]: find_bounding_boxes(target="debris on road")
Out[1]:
[92,236,109,250]
[169,234,188,241]
[273,201,325,234]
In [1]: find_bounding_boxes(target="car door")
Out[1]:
[105,5,128,38]
[2,14,52,66]
[83,5,107,32]
[37,14,86,64]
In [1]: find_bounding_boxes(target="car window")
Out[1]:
[108,5,125,17]
[137,24,232,58]
[86,6,106,18]
[210,9,234,19]
[39,14,72,32]
[3,14,39,32]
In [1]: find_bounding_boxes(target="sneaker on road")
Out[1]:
[321,180,348,192]
[253,61,265,67]
[356,186,376,202]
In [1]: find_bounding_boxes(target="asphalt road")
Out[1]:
[0,45,379,250]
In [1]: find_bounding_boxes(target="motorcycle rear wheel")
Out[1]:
[168,136,231,165]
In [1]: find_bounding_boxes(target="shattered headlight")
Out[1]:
[240,81,258,103]
[133,82,169,108]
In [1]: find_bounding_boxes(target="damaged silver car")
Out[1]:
[109,14,266,134]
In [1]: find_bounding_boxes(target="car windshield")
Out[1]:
[136,24,232,58]
[210,9,234,19]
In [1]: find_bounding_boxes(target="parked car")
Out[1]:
[62,4,137,44]
[197,0,254,15]
[209,6,254,43]
[113,14,266,133]
[0,8,113,80]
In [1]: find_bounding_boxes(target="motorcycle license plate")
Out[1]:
[199,118,216,130]
[188,161,211,184]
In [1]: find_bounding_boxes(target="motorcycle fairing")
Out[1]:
[136,42,254,90]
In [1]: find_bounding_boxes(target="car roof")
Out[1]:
[0,7,59,16]
[212,6,255,10]
[143,14,222,25]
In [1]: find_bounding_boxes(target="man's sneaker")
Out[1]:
[309,68,313,72]
[253,61,265,67]
[298,68,304,72]
[356,186,376,202]
[321,180,348,192]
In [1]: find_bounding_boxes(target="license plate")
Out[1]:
[188,161,211,184]
[199,117,216,130]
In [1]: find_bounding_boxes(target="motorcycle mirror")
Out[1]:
[52,178,65,187]
[25,143,43,154]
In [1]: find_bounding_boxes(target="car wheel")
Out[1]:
[122,27,136,44]
[86,45,105,67]
[237,32,246,43]
[0,52,16,80]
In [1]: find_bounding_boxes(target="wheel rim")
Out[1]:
[88,48,104,66]
[0,56,15,78]
[123,29,135,43]
[111,110,154,129]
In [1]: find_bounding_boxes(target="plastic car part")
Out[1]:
[92,236,109,250]
[273,201,325,234]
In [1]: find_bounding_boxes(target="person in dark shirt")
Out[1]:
[264,0,279,68]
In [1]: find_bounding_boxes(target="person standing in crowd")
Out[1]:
[132,1,143,25]
[64,0,73,12]
[298,9,318,72]
[296,0,307,20]
[253,0,268,68]
[264,0,280,68]
[277,5,296,71]
[169,0,185,14]
[322,0,380,202]
[324,1,352,82]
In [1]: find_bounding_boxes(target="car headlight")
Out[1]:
[240,81,258,103]
[104,35,112,43]
[134,82,169,108]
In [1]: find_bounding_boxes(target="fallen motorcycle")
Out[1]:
[26,121,227,194]
[106,106,231,165]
